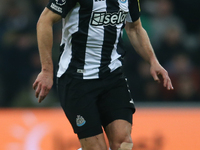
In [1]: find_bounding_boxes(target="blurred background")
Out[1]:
[123,0,200,103]
[0,0,200,150]
[0,0,200,107]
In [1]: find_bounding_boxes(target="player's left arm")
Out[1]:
[125,18,173,90]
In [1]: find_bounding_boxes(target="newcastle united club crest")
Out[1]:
[76,115,86,127]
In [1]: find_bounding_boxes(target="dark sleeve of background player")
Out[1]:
[46,0,77,18]
[128,0,141,22]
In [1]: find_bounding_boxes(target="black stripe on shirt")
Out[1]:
[99,0,119,78]
[66,0,93,78]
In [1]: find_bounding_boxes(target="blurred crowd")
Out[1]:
[0,0,199,107]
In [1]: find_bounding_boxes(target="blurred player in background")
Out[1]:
[33,0,173,150]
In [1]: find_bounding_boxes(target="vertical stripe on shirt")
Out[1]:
[57,4,80,77]
[99,0,119,78]
[83,0,107,79]
[67,0,94,78]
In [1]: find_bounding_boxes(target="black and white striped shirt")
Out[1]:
[47,0,140,79]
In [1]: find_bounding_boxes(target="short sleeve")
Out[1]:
[126,0,141,22]
[46,0,77,18]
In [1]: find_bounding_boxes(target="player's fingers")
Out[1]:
[38,91,45,103]
[38,95,45,103]
[38,87,49,103]
[163,76,168,88]
[167,78,174,90]
[164,77,170,89]
[35,83,41,98]
[162,71,174,90]
[151,70,160,83]
[160,70,169,87]
[33,80,38,90]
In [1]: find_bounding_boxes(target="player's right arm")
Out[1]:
[33,8,62,103]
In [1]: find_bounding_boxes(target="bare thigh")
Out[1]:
[79,133,107,150]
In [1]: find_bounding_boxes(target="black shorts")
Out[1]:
[57,68,135,139]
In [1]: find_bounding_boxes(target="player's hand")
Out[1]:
[150,62,174,90]
[33,71,53,103]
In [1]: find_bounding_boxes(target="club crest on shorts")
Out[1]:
[119,0,127,3]
[55,0,66,6]
[76,115,86,127]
